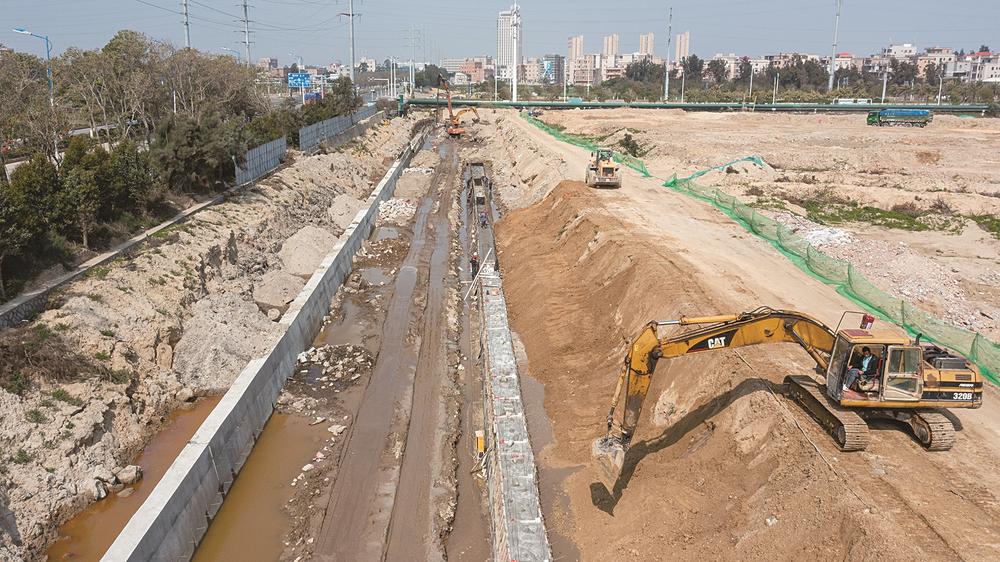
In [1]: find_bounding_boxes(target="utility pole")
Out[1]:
[182,0,191,48]
[828,0,842,91]
[937,69,943,105]
[772,71,779,104]
[749,67,754,99]
[349,0,355,84]
[881,69,888,103]
[240,0,251,67]
[680,61,686,102]
[664,6,672,101]
[511,3,520,103]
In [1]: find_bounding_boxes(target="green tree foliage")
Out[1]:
[624,59,664,83]
[416,64,447,88]
[106,141,152,216]
[889,59,919,85]
[9,154,60,229]
[706,59,729,84]
[58,166,101,249]
[151,112,242,193]
[682,55,704,81]
[0,180,36,299]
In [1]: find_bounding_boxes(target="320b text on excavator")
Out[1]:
[593,307,984,488]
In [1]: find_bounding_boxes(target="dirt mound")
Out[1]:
[172,291,283,391]
[497,180,923,560]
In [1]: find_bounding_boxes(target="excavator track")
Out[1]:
[910,410,956,451]
[784,375,870,451]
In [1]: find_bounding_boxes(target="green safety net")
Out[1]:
[522,113,650,176]
[522,111,1000,385]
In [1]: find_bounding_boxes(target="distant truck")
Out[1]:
[867,108,933,127]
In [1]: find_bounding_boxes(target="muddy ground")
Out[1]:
[0,115,419,561]
[480,110,1000,561]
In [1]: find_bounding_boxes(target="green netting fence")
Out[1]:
[522,112,1000,385]
[521,113,651,177]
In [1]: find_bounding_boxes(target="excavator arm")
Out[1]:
[594,306,836,485]
[453,107,480,124]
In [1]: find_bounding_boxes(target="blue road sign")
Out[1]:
[288,72,312,88]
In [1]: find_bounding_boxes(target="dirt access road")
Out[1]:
[314,137,463,561]
[489,111,1000,561]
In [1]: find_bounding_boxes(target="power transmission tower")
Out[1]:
[182,0,191,48]
[405,27,421,95]
[240,0,252,67]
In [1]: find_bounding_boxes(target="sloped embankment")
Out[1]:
[496,180,922,560]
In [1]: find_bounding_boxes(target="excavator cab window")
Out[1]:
[883,346,923,401]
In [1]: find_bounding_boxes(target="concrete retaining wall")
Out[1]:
[102,124,431,562]
[479,261,552,562]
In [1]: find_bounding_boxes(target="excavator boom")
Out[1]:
[593,307,836,486]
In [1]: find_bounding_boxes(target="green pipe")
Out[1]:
[405,98,989,114]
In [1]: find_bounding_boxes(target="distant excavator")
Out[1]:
[438,73,479,138]
[593,307,983,486]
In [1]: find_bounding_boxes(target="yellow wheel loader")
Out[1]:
[593,307,984,487]
[585,148,622,188]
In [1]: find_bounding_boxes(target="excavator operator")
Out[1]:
[845,346,878,391]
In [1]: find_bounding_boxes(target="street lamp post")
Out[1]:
[13,27,59,160]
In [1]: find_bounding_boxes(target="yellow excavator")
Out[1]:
[593,307,984,486]
[438,73,479,137]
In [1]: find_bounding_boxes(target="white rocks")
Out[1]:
[327,424,347,436]
[117,465,143,486]
[176,387,195,402]
[301,463,315,472]
[766,516,779,527]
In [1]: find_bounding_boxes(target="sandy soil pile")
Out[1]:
[467,111,571,210]
[531,109,1000,340]
[0,114,418,560]
[497,180,1000,560]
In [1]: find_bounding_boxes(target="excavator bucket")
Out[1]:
[592,436,626,490]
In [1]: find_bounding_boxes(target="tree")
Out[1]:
[736,58,753,84]
[107,141,152,215]
[624,58,663,83]
[706,59,729,84]
[890,59,918,85]
[151,112,242,193]
[979,45,990,53]
[0,181,36,299]
[924,62,940,84]
[9,154,60,229]
[58,167,101,249]
[682,55,704,82]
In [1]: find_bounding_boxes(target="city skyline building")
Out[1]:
[497,3,522,81]
[639,32,655,55]
[602,33,619,57]
[676,30,690,61]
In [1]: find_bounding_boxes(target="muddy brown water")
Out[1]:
[192,413,327,561]
[45,396,222,561]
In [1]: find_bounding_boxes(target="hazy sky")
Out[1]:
[3,0,998,65]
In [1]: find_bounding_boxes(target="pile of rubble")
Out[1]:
[770,211,995,332]
[296,344,374,388]
[379,198,418,225]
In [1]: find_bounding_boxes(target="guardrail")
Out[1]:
[235,137,287,186]
[406,98,991,114]
[102,124,432,562]
[299,105,380,153]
